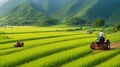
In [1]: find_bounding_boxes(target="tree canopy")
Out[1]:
[93,18,105,27]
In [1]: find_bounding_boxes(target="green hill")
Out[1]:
[0,3,47,25]
[0,0,120,26]
[81,0,120,24]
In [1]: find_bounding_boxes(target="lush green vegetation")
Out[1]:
[0,0,120,67]
[93,18,105,27]
[0,0,120,26]
[64,17,87,26]
[0,26,120,67]
[113,23,120,31]
[62,49,120,67]
[96,54,120,67]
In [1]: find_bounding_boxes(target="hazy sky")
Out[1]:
[0,0,8,6]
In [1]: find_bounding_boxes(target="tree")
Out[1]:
[65,17,87,26]
[93,18,105,27]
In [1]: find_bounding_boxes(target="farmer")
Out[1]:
[97,30,105,45]
[16,41,21,46]
[99,30,104,37]
[14,41,24,47]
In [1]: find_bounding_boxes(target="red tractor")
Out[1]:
[90,38,110,50]
[14,41,24,47]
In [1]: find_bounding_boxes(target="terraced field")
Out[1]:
[0,26,120,67]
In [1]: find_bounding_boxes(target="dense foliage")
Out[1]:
[0,0,120,26]
[0,26,120,67]
[93,18,105,27]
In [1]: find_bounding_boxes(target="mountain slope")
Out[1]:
[0,0,120,26]
[0,3,46,25]
[54,0,99,22]
[0,0,30,18]
[107,9,120,25]
[81,0,120,23]
[30,0,71,16]
[55,0,120,25]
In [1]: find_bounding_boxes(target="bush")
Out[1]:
[93,18,105,27]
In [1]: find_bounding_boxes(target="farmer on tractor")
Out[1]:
[96,30,105,45]
[14,41,24,47]
[90,30,110,50]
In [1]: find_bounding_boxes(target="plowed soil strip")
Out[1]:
[111,42,120,49]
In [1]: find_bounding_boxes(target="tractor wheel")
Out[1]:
[21,44,24,47]
[90,42,95,49]
[106,41,110,49]
[103,41,110,50]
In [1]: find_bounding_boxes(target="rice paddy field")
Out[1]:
[0,26,120,67]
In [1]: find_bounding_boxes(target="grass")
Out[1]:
[96,54,120,67]
[0,26,120,67]
[0,26,80,33]
[0,34,95,56]
[62,49,120,67]
[0,33,82,49]
[19,46,92,67]
[0,32,79,43]
[0,37,95,67]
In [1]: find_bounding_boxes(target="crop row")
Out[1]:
[62,49,120,67]
[1,31,119,50]
[0,37,95,67]
[0,35,95,56]
[0,26,78,33]
[0,32,80,44]
[19,46,91,67]
[0,33,85,49]
[96,54,120,67]
[0,34,94,50]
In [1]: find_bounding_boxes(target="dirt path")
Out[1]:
[111,42,120,49]
[92,42,120,54]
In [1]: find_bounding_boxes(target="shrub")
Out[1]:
[93,18,105,27]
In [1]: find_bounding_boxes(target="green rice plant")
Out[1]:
[96,54,120,67]
[0,26,54,33]
[19,46,91,67]
[0,32,79,43]
[1,30,119,50]
[0,37,95,67]
[105,32,120,43]
[0,33,85,49]
[0,33,94,49]
[0,26,79,33]
[6,31,79,39]
[0,34,95,56]
[0,26,120,67]
[62,49,120,67]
